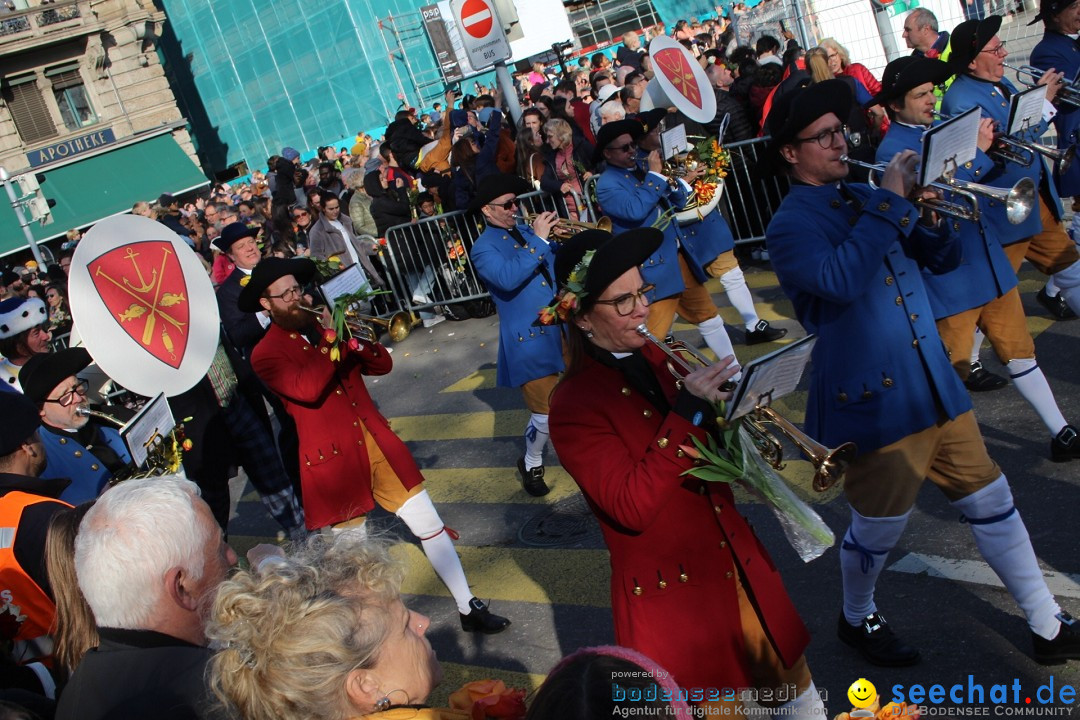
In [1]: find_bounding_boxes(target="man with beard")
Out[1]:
[57,477,237,720]
[239,258,510,634]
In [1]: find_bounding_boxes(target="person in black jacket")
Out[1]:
[385,109,432,173]
[451,110,503,211]
[704,62,754,143]
[363,169,412,238]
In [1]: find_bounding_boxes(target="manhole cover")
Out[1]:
[518,493,603,547]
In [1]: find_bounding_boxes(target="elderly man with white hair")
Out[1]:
[56,477,238,720]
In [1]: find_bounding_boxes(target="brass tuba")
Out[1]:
[75,406,184,481]
[635,324,856,491]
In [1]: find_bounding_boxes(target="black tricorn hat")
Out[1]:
[949,15,1003,69]
[634,108,668,135]
[468,173,534,213]
[237,257,317,313]
[553,227,663,312]
[1029,0,1073,25]
[592,118,648,165]
[20,347,92,405]
[761,79,853,175]
[868,56,954,108]
[0,392,42,456]
[212,222,259,252]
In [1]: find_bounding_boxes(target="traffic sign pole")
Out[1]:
[495,61,522,125]
[0,167,47,267]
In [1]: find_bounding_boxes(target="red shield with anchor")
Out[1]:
[89,241,190,369]
[653,48,704,111]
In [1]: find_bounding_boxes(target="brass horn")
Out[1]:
[346,309,414,343]
[993,133,1076,175]
[1004,63,1080,109]
[299,305,378,344]
[635,324,856,491]
[524,213,613,240]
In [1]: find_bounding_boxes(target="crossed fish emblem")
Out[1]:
[94,247,188,360]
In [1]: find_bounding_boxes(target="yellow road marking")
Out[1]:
[423,467,581,504]
[392,409,532,441]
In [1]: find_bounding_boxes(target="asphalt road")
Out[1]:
[227,254,1080,716]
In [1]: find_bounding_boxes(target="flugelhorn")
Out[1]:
[634,324,855,492]
[1004,63,1080,109]
[839,155,1035,225]
[300,305,377,343]
[993,133,1075,175]
[346,308,414,343]
[524,213,612,240]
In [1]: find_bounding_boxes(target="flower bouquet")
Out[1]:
[675,137,731,225]
[448,679,527,720]
[323,286,391,361]
[680,403,835,563]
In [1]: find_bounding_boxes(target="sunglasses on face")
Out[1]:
[487,199,518,210]
[608,142,637,153]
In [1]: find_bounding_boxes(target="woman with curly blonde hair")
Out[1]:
[207,535,443,720]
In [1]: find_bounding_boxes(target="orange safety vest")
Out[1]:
[0,490,69,661]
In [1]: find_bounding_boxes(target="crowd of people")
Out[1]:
[2,2,1080,719]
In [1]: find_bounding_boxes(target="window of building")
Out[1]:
[1,73,58,145]
[47,64,97,131]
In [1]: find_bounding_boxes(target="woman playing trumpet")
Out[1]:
[545,227,823,718]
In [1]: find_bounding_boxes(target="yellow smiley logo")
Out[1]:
[847,678,877,709]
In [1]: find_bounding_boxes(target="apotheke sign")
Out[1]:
[27,127,116,168]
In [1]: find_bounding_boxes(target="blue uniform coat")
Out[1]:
[1029,31,1080,197]
[471,222,565,388]
[942,74,1064,245]
[766,183,971,454]
[39,423,131,504]
[877,122,1018,318]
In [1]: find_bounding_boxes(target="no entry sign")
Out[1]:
[450,0,510,70]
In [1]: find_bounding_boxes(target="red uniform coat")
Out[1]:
[549,344,810,691]
[250,324,423,529]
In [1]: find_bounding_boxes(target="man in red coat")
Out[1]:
[239,257,509,634]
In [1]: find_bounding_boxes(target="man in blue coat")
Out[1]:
[593,118,740,367]
[20,348,132,504]
[943,16,1080,321]
[874,56,1080,461]
[471,174,564,496]
[1029,0,1080,318]
[765,79,1080,668]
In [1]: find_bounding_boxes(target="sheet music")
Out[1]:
[1007,84,1047,136]
[319,264,371,307]
[120,393,175,468]
[921,108,980,186]
[726,335,818,421]
[660,124,689,161]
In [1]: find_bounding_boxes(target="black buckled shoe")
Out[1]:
[460,597,511,634]
[1051,426,1080,463]
[1037,286,1077,321]
[516,457,550,497]
[838,612,921,667]
[964,361,1008,392]
[745,320,788,345]
[1034,613,1080,664]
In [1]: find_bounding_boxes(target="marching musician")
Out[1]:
[470,174,565,497]
[634,109,787,345]
[593,118,741,369]
[765,79,1080,668]
[875,56,1080,461]
[546,228,823,717]
[1029,0,1080,319]
[239,257,511,634]
[943,16,1080,322]
[19,348,131,505]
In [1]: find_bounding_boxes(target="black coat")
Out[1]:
[385,119,431,171]
[705,89,754,144]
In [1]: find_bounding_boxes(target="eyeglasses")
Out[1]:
[266,285,303,302]
[487,199,519,210]
[44,378,89,408]
[607,142,637,153]
[980,41,1007,56]
[292,211,309,220]
[593,283,655,316]
[793,124,848,149]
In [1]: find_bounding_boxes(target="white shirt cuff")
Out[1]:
[1043,99,1058,123]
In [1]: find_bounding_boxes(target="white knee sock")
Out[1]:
[1051,259,1080,316]
[770,681,824,720]
[396,490,473,613]
[951,476,1061,639]
[1007,358,1068,436]
[719,266,760,330]
[1045,276,1060,296]
[970,328,985,365]
[524,413,549,471]
[698,314,738,366]
[841,507,912,626]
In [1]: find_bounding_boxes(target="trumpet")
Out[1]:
[524,213,612,240]
[1004,63,1080,109]
[634,324,856,492]
[839,155,1035,225]
[992,134,1075,175]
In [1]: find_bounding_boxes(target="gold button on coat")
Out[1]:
[643,409,653,418]
[621,387,631,396]
[73,450,82,458]
[882,378,894,387]
[633,586,643,596]
[679,572,689,582]
[658,580,668,589]
[899,217,910,227]
[657,437,668,448]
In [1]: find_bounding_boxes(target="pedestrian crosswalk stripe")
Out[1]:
[422,467,581,504]
[392,409,533,441]
[442,368,498,392]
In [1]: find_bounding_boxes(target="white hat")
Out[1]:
[0,297,47,339]
[597,84,621,105]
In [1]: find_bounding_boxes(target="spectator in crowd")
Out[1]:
[363,169,412,240]
[56,477,239,720]
[527,60,547,86]
[385,108,432,173]
[317,162,346,199]
[591,52,611,71]
[208,535,444,720]
[155,193,194,243]
[130,201,154,218]
[705,61,754,142]
[598,96,627,128]
[346,171,379,238]
[964,0,987,21]
[452,110,504,210]
[820,38,881,96]
[617,31,645,71]
[517,110,546,186]
[57,251,73,277]
[591,84,620,137]
[430,102,443,125]
[0,297,50,392]
[0,392,70,674]
[43,284,71,335]
[308,192,385,287]
[540,118,594,221]
[904,8,950,59]
[44,502,96,687]
[756,34,782,65]
[619,83,643,116]
[804,47,876,168]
